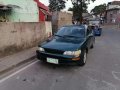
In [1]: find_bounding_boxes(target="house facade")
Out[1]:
[106,1,120,24]
[0,0,39,22]
[34,0,51,22]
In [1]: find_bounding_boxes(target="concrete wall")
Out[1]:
[0,22,52,56]
[45,21,52,36]
[58,11,73,29]
[52,11,73,33]
[0,0,39,22]
[106,10,120,24]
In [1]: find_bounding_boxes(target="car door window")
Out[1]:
[87,29,91,36]
[87,26,94,36]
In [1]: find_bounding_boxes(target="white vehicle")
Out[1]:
[89,19,100,27]
[89,19,100,26]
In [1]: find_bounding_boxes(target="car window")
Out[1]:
[87,28,93,35]
[56,26,85,38]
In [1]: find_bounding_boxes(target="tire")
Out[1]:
[77,50,87,66]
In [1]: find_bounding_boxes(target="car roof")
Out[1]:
[63,25,84,27]
[62,25,85,28]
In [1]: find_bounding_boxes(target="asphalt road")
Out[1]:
[0,26,120,90]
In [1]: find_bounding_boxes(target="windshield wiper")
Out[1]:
[55,35,63,37]
[63,35,80,38]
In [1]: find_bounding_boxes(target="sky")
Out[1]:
[40,0,114,12]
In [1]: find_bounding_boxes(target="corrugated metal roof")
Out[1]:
[106,8,120,12]
[0,4,12,10]
[40,9,51,15]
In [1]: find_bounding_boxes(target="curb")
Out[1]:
[0,55,36,75]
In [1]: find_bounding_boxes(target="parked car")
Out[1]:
[36,25,95,66]
[89,19,102,36]
[90,25,102,36]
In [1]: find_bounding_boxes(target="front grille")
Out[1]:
[44,48,64,54]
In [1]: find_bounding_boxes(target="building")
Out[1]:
[107,1,120,10]
[34,0,51,22]
[0,0,39,22]
[83,13,93,21]
[106,1,120,24]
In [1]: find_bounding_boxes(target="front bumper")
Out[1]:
[36,50,80,64]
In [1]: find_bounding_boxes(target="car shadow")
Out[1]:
[36,60,82,71]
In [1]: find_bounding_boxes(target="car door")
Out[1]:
[86,28,94,49]
[90,29,95,46]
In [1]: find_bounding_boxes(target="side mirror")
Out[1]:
[46,39,50,42]
[46,36,53,42]
[87,32,93,37]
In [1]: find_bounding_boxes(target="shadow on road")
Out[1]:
[36,60,82,71]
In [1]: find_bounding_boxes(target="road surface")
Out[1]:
[0,26,120,90]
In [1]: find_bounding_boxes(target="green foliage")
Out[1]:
[91,4,106,14]
[68,7,73,11]
[68,2,88,18]
[68,2,88,13]
[70,0,96,22]
[49,0,66,12]
[71,0,95,5]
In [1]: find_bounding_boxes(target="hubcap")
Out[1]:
[83,52,87,63]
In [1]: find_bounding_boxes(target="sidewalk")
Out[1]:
[0,47,37,75]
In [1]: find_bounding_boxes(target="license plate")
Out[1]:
[47,58,58,64]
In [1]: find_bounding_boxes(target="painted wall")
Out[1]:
[45,21,52,37]
[0,0,39,22]
[0,22,52,56]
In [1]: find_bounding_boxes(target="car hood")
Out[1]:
[42,37,85,51]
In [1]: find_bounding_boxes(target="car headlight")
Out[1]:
[63,50,81,57]
[38,47,45,52]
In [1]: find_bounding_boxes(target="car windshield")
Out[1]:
[56,26,85,38]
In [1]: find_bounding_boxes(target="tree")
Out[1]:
[91,4,106,15]
[71,0,96,24]
[68,2,88,17]
[68,7,73,11]
[49,0,66,12]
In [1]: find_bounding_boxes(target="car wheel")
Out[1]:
[77,50,87,66]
